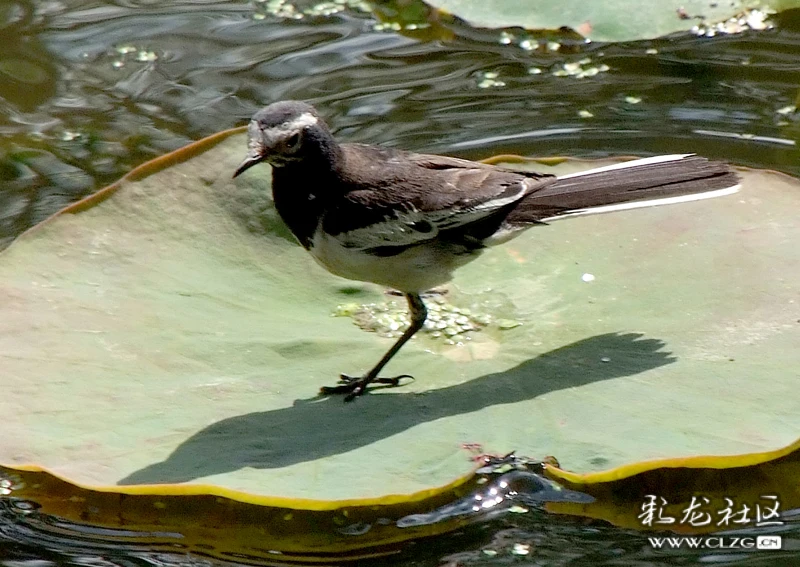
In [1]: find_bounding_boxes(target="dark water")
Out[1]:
[2,495,800,567]
[1,0,800,565]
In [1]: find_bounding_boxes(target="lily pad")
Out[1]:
[423,0,795,42]
[1,129,799,501]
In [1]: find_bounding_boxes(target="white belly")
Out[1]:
[309,228,479,292]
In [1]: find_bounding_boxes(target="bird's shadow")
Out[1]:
[120,332,674,485]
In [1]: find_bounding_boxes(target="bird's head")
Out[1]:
[232,101,332,177]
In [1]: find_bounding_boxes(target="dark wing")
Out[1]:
[323,144,556,250]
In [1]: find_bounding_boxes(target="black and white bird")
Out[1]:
[232,101,740,401]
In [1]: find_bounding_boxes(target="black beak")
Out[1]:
[232,151,265,178]
[233,120,269,179]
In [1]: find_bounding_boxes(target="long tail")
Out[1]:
[505,154,740,225]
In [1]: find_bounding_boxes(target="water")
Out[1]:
[1,0,799,564]
[2,0,799,250]
[2,494,799,566]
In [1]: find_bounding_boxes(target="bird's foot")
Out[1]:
[320,373,412,402]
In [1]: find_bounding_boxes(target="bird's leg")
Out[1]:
[321,292,427,401]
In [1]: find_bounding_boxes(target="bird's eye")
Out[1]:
[285,132,301,151]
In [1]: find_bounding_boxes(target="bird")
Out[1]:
[232,100,740,401]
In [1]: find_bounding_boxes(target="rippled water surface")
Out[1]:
[1,0,800,565]
[1,494,799,567]
[2,0,799,249]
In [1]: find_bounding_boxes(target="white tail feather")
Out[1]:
[541,184,741,222]
[556,154,696,180]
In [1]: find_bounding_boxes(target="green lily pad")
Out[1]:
[1,129,799,501]
[423,0,795,42]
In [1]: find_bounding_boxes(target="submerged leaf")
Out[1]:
[423,0,792,42]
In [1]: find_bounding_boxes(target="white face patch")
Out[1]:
[286,112,318,131]
[257,112,319,143]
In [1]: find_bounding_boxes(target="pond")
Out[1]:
[1,1,799,565]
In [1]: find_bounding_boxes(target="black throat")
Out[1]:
[270,133,345,249]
